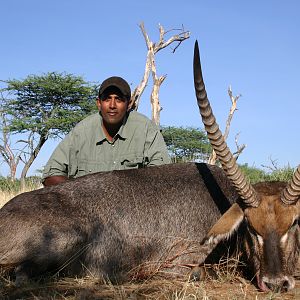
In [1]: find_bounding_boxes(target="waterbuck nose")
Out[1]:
[263,277,294,292]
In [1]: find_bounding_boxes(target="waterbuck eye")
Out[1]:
[257,234,264,246]
[281,219,299,244]
[291,218,299,229]
[281,232,288,244]
[245,219,263,241]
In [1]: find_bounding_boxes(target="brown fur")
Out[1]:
[203,181,300,292]
[0,163,239,285]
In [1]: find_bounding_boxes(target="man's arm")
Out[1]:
[43,175,68,187]
[42,133,74,186]
[144,122,171,166]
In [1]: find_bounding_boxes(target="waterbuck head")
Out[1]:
[193,40,300,292]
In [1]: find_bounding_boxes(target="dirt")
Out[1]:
[1,276,300,299]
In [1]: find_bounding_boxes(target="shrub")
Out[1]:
[239,163,294,184]
[0,176,42,193]
[264,166,294,182]
[239,164,266,184]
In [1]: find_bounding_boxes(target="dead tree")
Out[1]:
[131,23,190,126]
[208,86,246,165]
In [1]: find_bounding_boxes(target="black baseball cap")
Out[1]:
[99,76,131,100]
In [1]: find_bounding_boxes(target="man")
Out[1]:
[42,76,170,186]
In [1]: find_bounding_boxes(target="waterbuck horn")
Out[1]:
[193,40,260,207]
[281,165,300,205]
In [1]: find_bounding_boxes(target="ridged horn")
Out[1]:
[193,40,260,207]
[281,165,300,205]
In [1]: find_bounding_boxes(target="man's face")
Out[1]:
[97,88,129,127]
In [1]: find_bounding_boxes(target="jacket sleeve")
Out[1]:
[144,122,171,166]
[42,132,74,179]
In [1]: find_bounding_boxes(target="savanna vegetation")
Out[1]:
[0,23,299,299]
[0,252,299,299]
[0,72,98,189]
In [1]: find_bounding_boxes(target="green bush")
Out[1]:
[0,176,42,192]
[239,164,266,184]
[239,163,294,184]
[263,166,294,182]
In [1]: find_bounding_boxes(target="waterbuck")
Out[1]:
[0,41,299,293]
[0,163,238,286]
[193,40,300,291]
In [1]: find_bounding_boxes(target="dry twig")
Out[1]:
[208,86,245,165]
[131,23,190,125]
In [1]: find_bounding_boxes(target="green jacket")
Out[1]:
[42,111,170,179]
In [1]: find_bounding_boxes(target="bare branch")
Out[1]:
[153,24,190,54]
[232,133,246,160]
[209,86,245,165]
[130,51,151,111]
[140,22,152,48]
[208,150,217,165]
[224,85,241,140]
[261,157,279,172]
[132,22,190,125]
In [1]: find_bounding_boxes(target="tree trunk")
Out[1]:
[20,133,48,190]
[132,22,190,126]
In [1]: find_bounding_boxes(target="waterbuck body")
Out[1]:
[0,163,238,284]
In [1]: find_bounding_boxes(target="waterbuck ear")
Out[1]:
[201,203,244,246]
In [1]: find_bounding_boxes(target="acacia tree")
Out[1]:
[1,72,97,187]
[162,126,211,163]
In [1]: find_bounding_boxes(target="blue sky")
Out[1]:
[1,0,299,176]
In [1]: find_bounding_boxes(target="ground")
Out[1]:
[1,269,300,299]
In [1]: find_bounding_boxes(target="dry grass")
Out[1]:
[1,270,300,299]
[1,257,300,299]
[0,190,17,208]
[1,189,300,299]
[0,185,42,208]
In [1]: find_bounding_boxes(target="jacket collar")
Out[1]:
[97,111,130,143]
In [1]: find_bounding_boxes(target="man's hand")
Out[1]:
[43,176,68,187]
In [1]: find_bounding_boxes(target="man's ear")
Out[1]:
[127,102,132,111]
[201,203,244,247]
[96,98,101,111]
[128,95,137,111]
